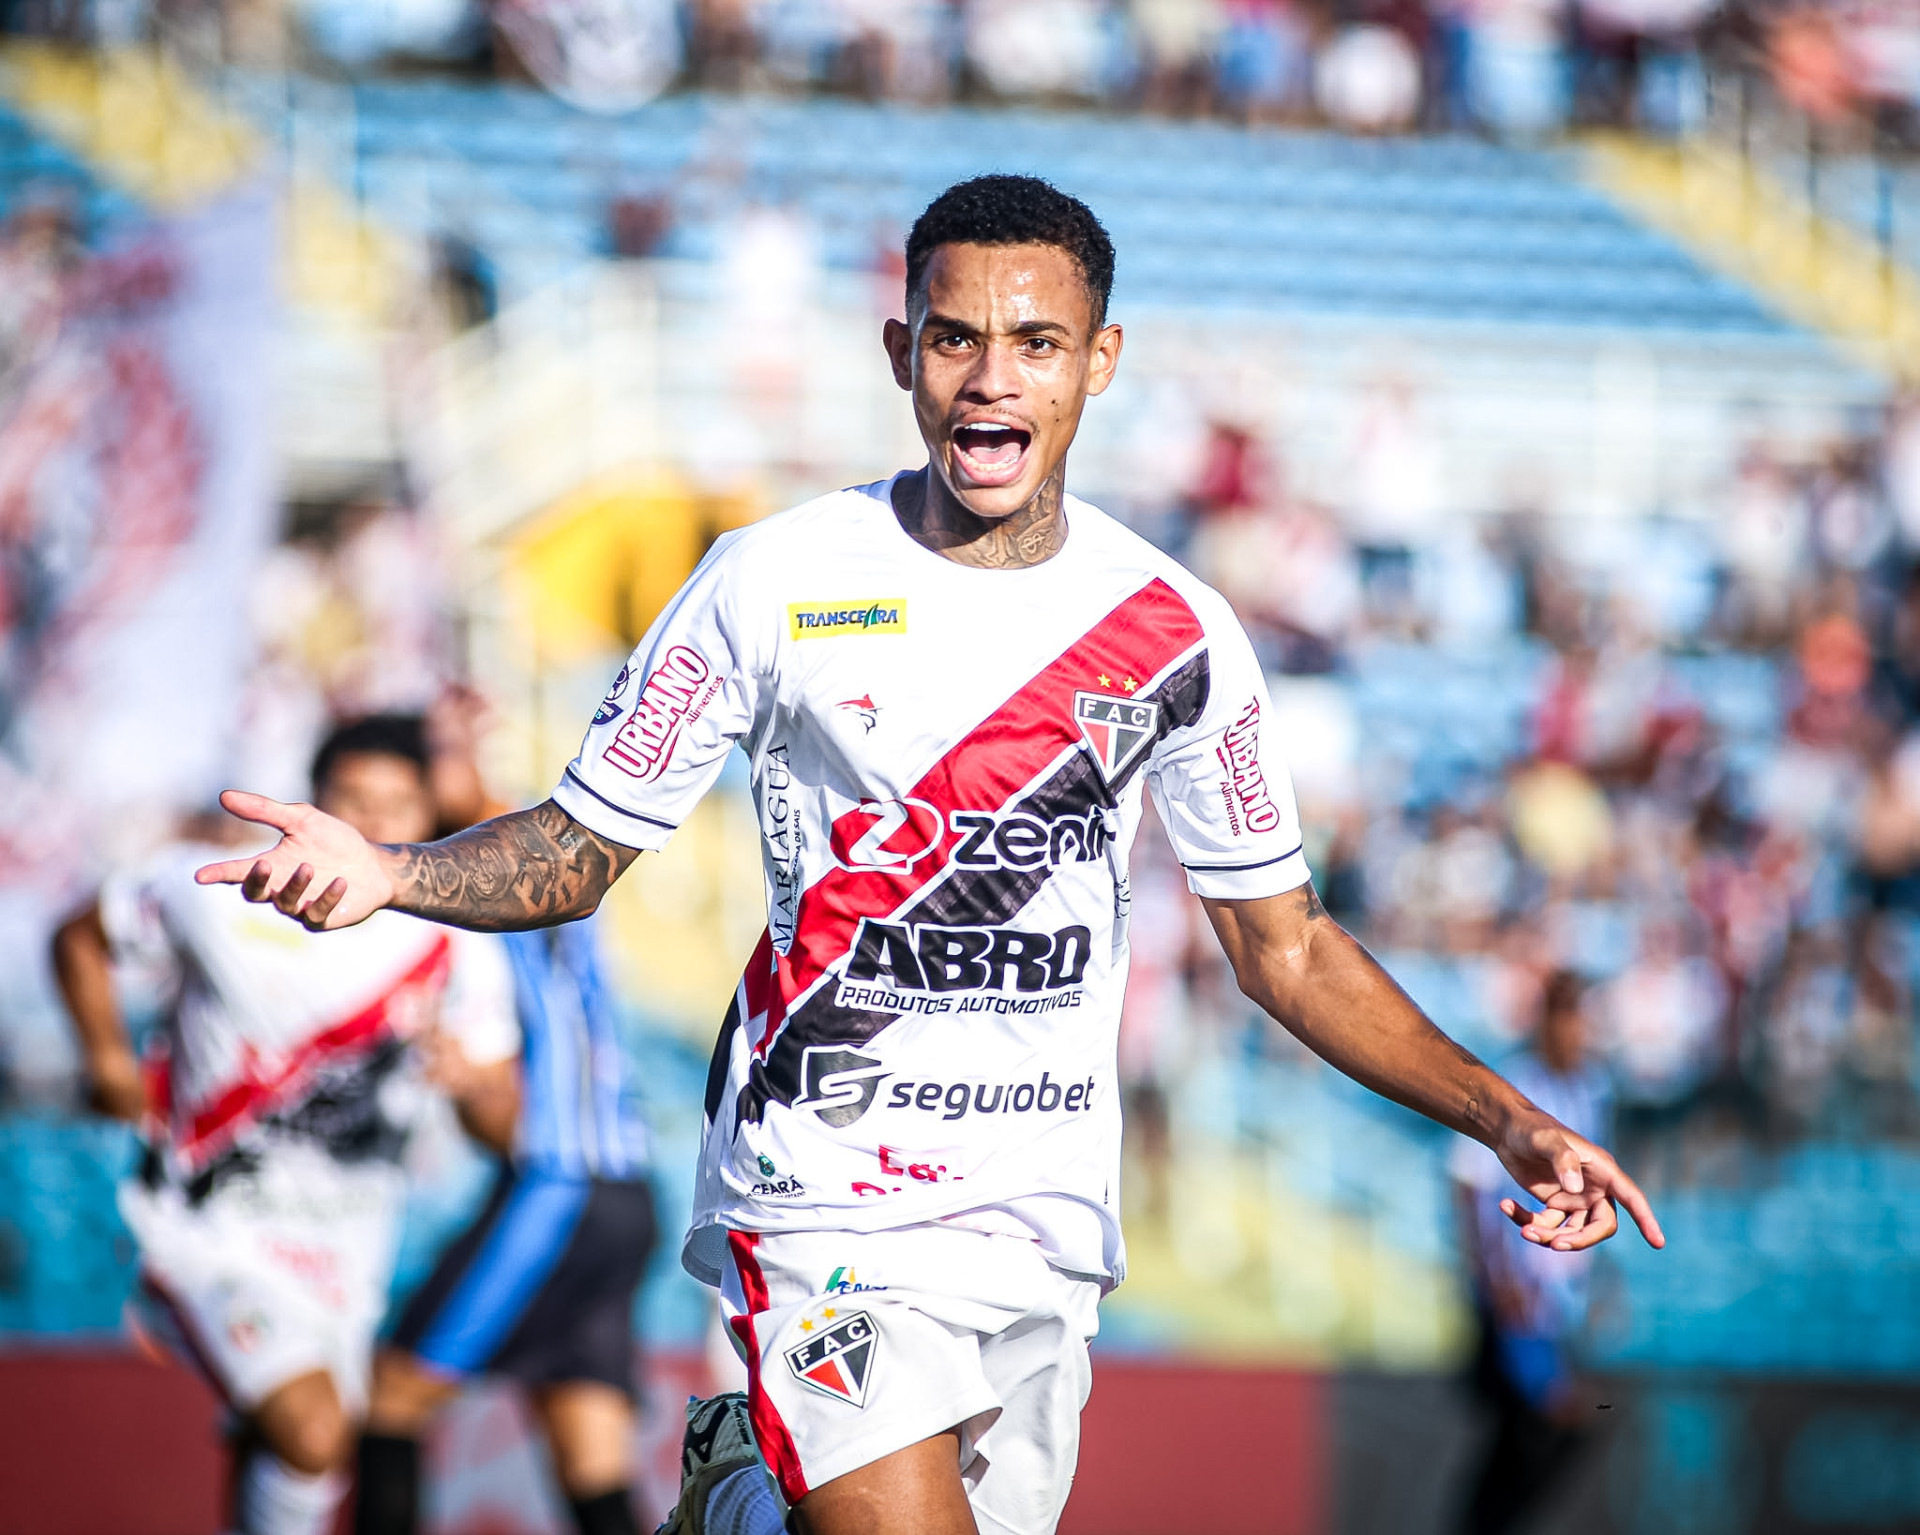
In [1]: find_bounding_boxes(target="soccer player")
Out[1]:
[55,716,521,1535]
[198,176,1665,1535]
[354,917,658,1535]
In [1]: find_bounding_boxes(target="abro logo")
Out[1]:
[830,798,943,872]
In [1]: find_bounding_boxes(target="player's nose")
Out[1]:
[959,337,1023,401]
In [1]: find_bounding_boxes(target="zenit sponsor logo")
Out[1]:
[788,599,907,641]
[602,646,723,781]
[831,800,1112,875]
[835,920,1093,1015]
[948,808,1112,871]
[832,798,943,872]
[1217,698,1281,835]
[885,1071,1097,1120]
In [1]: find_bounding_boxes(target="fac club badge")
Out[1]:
[785,1309,878,1406]
[1074,691,1159,782]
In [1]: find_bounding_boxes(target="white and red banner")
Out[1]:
[0,182,277,1090]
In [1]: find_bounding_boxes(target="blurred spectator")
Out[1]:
[1595,916,1727,1111]
[1133,0,1228,113]
[1216,0,1314,122]
[1463,0,1571,138]
[965,0,1109,101]
[428,233,497,332]
[1718,442,1807,648]
[1315,22,1424,132]
[23,0,1920,145]
[1449,970,1609,1535]
[608,191,675,259]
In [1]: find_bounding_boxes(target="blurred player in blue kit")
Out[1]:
[354,915,658,1535]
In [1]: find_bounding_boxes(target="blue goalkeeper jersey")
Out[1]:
[502,921,648,1181]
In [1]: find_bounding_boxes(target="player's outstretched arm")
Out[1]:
[196,792,638,933]
[1202,884,1665,1254]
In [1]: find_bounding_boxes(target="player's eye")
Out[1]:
[1022,337,1057,355]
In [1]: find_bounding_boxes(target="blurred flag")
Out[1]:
[0,182,276,1090]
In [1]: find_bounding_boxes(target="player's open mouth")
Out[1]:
[951,422,1032,487]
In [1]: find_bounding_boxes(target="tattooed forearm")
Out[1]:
[381,800,638,931]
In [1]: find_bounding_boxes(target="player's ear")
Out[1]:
[883,316,913,391]
[1085,322,1123,398]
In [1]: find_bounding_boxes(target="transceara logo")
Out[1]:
[1217,699,1281,834]
[788,599,908,640]
[603,646,722,781]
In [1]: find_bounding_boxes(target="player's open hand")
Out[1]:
[194,790,397,931]
[1494,1113,1665,1253]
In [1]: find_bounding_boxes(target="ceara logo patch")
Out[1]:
[786,1309,878,1406]
[788,600,907,640]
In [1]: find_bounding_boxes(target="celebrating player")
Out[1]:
[57,716,521,1535]
[199,176,1663,1535]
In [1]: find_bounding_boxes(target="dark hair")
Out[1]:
[905,175,1116,329]
[1541,968,1585,1020]
[311,713,430,797]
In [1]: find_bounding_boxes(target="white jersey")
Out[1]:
[554,477,1310,1288]
[101,844,520,1173]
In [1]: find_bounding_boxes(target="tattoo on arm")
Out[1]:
[384,800,638,931]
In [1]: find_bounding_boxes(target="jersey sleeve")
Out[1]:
[439,929,522,1067]
[96,851,185,972]
[1146,595,1312,901]
[552,532,765,850]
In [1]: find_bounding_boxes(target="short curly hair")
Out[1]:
[311,713,430,797]
[905,175,1116,329]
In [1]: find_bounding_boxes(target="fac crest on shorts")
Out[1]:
[785,1309,878,1406]
[1074,691,1159,782]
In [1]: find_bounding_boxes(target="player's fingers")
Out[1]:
[300,878,348,931]
[1551,1198,1619,1251]
[1550,1138,1585,1196]
[238,859,276,902]
[218,790,303,831]
[1600,1161,1666,1249]
[1501,1198,1568,1237]
[273,863,315,917]
[198,855,264,888]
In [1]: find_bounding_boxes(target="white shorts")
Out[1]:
[719,1225,1102,1535]
[121,1141,402,1415]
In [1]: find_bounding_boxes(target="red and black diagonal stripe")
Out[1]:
[721,580,1213,1126]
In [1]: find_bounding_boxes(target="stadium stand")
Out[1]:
[224,79,1795,333]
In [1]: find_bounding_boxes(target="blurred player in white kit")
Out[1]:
[53,715,521,1535]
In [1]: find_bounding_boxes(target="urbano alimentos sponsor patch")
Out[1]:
[787,599,908,640]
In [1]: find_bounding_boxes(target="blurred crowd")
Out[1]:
[1115,391,1920,1179]
[13,0,1920,143]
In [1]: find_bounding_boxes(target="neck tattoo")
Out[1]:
[893,467,1068,571]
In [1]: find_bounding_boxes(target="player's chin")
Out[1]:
[943,457,1050,519]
